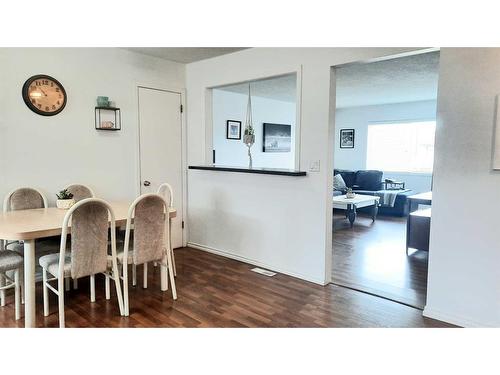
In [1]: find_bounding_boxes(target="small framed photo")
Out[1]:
[226,120,242,140]
[340,129,355,148]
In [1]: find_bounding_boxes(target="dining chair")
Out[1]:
[0,250,23,320]
[1,187,48,305]
[115,193,177,316]
[157,183,177,276]
[64,183,95,290]
[65,183,95,202]
[39,198,124,327]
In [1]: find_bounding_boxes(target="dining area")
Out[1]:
[0,183,178,328]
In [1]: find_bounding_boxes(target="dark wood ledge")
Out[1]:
[188,165,307,176]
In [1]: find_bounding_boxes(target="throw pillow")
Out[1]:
[333,173,347,191]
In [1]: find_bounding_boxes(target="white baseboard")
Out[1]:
[187,242,326,286]
[423,305,497,328]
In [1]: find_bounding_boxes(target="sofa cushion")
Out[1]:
[334,169,356,188]
[333,173,347,191]
[354,170,383,191]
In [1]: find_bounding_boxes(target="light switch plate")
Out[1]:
[309,160,320,172]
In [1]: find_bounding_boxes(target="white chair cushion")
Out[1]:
[0,251,23,272]
[39,253,71,278]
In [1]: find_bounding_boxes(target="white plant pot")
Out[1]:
[56,199,75,210]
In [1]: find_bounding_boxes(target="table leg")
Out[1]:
[24,239,36,328]
[372,202,379,222]
[347,204,356,228]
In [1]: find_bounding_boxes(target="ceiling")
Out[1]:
[213,51,439,107]
[336,51,440,108]
[216,74,297,103]
[125,47,247,63]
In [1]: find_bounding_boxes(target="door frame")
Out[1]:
[135,84,188,247]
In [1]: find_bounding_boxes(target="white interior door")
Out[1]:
[138,87,183,248]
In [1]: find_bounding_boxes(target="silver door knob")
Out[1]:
[143,181,151,186]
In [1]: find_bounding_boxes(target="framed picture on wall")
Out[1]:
[226,120,242,140]
[263,123,292,152]
[340,129,355,148]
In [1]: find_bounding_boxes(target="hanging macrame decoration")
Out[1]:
[243,83,255,168]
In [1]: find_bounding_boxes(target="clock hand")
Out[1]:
[39,87,48,97]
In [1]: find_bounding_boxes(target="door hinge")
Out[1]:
[180,104,184,113]
[182,221,185,229]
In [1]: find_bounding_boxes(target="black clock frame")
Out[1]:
[22,74,67,116]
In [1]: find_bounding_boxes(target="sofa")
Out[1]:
[333,169,412,217]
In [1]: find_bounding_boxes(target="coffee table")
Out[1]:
[332,194,380,227]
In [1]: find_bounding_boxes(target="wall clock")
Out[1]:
[22,74,67,116]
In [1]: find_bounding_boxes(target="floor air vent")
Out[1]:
[251,267,277,277]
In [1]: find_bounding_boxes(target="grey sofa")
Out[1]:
[333,169,412,216]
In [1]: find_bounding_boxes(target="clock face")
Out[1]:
[22,75,67,116]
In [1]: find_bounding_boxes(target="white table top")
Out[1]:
[332,194,380,205]
[0,201,177,241]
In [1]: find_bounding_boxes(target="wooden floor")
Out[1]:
[0,247,449,328]
[332,211,429,309]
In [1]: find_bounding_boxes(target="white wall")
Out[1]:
[186,47,426,285]
[424,48,500,327]
[212,89,296,169]
[334,100,436,193]
[0,48,185,206]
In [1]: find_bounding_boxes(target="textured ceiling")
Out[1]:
[216,74,297,103]
[336,51,440,108]
[124,47,247,63]
[214,51,439,107]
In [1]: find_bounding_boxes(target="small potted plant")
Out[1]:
[56,189,75,210]
[346,187,356,199]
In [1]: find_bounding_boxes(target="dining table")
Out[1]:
[0,200,177,328]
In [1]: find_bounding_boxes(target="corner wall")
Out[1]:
[185,47,426,285]
[424,48,500,327]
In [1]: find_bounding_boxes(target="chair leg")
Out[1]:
[112,262,124,316]
[73,278,78,290]
[132,264,137,286]
[166,248,177,300]
[20,271,24,305]
[123,264,129,316]
[0,274,5,307]
[172,249,177,277]
[105,273,110,300]
[143,263,148,289]
[90,274,96,302]
[58,278,65,328]
[14,269,20,320]
[42,268,49,317]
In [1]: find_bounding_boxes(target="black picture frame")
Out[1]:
[340,129,355,148]
[263,123,292,153]
[22,74,67,116]
[226,120,241,140]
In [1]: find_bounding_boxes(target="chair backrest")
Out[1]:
[124,194,167,265]
[3,187,48,212]
[59,198,116,280]
[65,184,95,202]
[157,183,174,207]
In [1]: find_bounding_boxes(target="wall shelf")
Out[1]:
[95,107,121,131]
[188,165,307,176]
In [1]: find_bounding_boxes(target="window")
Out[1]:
[366,121,436,173]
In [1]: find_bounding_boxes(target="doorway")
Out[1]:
[138,86,184,249]
[330,51,439,309]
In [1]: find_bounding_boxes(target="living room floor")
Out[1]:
[332,210,428,309]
